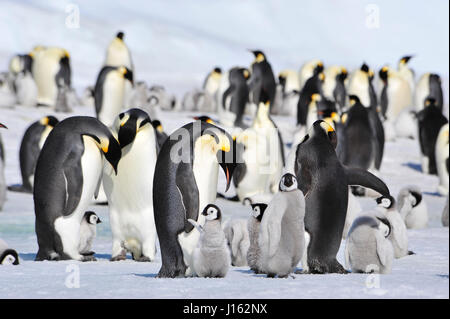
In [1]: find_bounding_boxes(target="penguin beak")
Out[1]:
[219,162,235,192]
[97,217,102,224]
[0,123,7,129]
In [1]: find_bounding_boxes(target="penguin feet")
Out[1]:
[308,259,348,274]
[134,255,152,262]
[81,255,97,262]
[81,251,95,256]
[157,264,187,278]
[110,250,127,262]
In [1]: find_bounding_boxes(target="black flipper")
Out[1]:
[216,193,240,202]
[222,85,234,111]
[175,162,199,233]
[368,110,385,170]
[345,166,390,197]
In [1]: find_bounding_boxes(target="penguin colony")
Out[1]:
[0,31,448,281]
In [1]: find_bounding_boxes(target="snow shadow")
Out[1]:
[402,162,422,172]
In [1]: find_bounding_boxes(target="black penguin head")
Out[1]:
[400,55,413,65]
[361,63,374,79]
[193,115,215,124]
[375,216,392,238]
[309,120,338,149]
[213,67,222,74]
[117,108,152,149]
[337,67,348,81]
[116,31,124,40]
[241,68,250,80]
[279,173,298,192]
[376,195,395,210]
[348,95,361,107]
[117,66,133,84]
[40,115,59,127]
[201,204,221,221]
[379,66,389,82]
[84,211,102,224]
[409,190,422,207]
[83,131,121,175]
[151,119,164,133]
[251,203,268,222]
[249,50,266,63]
[314,61,324,74]
[424,97,437,108]
[0,249,19,265]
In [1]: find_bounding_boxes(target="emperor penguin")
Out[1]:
[247,203,268,273]
[297,68,324,126]
[435,124,449,195]
[223,218,250,267]
[0,238,19,265]
[397,55,415,92]
[414,73,443,112]
[9,53,37,106]
[105,31,134,71]
[203,67,222,110]
[258,173,306,278]
[31,47,71,107]
[188,204,230,277]
[294,120,392,273]
[298,59,324,91]
[78,211,101,256]
[247,50,276,107]
[442,196,449,227]
[33,116,121,261]
[103,108,159,262]
[153,120,236,277]
[347,63,377,110]
[219,67,250,128]
[277,70,300,116]
[8,116,59,193]
[323,66,348,112]
[416,98,448,175]
[94,66,133,127]
[345,214,394,274]
[397,186,428,229]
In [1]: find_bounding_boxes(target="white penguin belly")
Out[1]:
[33,55,59,106]
[54,137,103,260]
[98,75,125,127]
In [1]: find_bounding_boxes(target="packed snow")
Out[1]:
[0,0,448,299]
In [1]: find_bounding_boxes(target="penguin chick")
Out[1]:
[258,173,306,277]
[78,211,101,256]
[397,186,428,229]
[0,238,19,265]
[376,196,411,258]
[342,190,363,239]
[345,214,394,274]
[189,204,230,278]
[247,203,267,273]
[223,219,250,267]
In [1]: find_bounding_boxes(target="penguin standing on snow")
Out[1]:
[9,53,37,107]
[397,186,428,229]
[103,109,159,262]
[219,67,250,128]
[0,238,19,265]
[345,214,394,274]
[416,98,448,175]
[415,73,443,112]
[78,211,101,256]
[297,67,324,126]
[294,120,392,273]
[188,204,230,277]
[397,55,415,92]
[247,203,268,273]
[34,116,121,261]
[94,66,133,127]
[105,31,134,72]
[153,121,236,277]
[323,66,347,112]
[435,124,449,196]
[247,50,276,107]
[8,116,59,193]
[347,63,377,111]
[203,67,222,110]
[258,174,306,278]
[223,218,250,267]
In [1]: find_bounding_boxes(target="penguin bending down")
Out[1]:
[416,98,448,175]
[414,73,443,112]
[345,214,394,274]
[78,211,101,256]
[105,31,133,71]
[247,203,267,273]
[188,204,230,277]
[223,218,250,267]
[0,238,19,265]
[34,116,121,261]
[103,109,159,262]
[219,67,250,128]
[247,50,276,106]
[258,174,306,278]
[8,116,59,193]
[294,120,392,273]
[94,66,133,127]
[435,124,449,195]
[153,121,236,277]
[322,66,347,111]
[397,186,428,229]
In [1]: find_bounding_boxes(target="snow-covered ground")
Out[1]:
[0,0,448,299]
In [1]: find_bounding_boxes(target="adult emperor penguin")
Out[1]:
[247,203,268,273]
[203,67,222,110]
[397,186,428,229]
[247,50,276,107]
[347,63,377,110]
[435,124,449,195]
[34,116,121,261]
[219,67,250,128]
[297,68,324,126]
[105,31,134,71]
[0,238,19,265]
[103,108,159,262]
[8,116,59,193]
[345,214,394,274]
[223,218,250,267]
[78,211,101,256]
[153,120,236,277]
[323,66,348,112]
[416,98,448,175]
[397,56,415,92]
[298,59,324,91]
[294,120,392,273]
[94,66,133,127]
[258,174,306,278]
[414,73,443,112]
[31,47,71,107]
